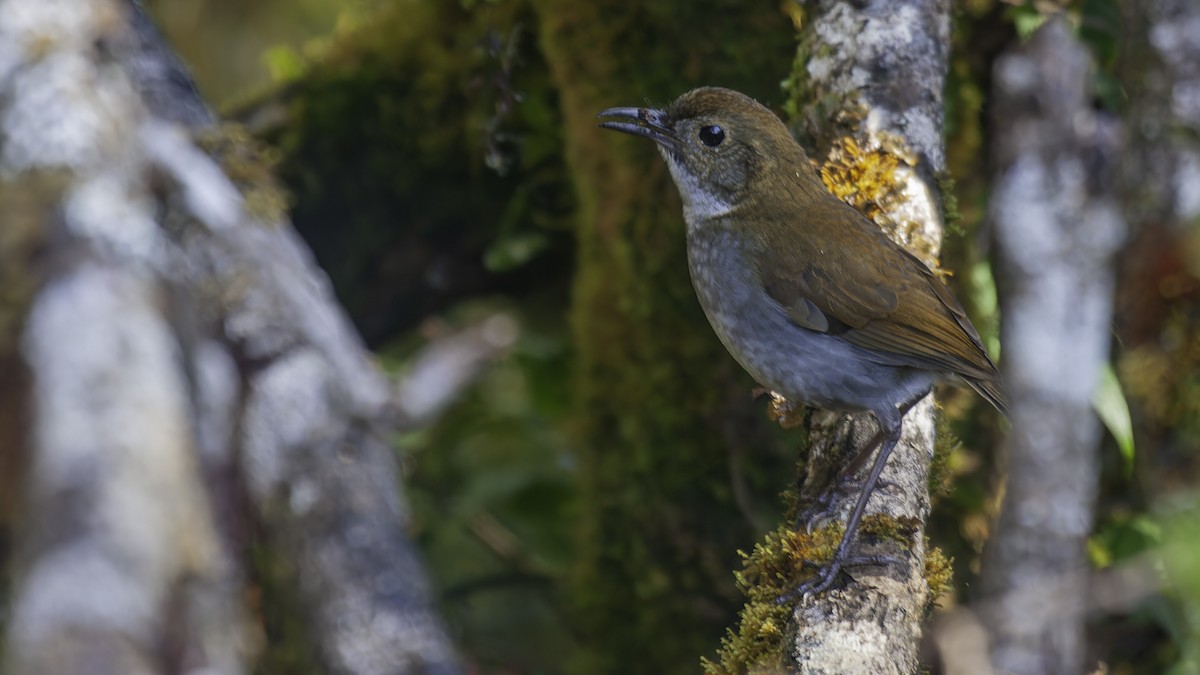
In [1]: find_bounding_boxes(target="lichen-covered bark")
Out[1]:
[530,1,795,671]
[0,1,461,673]
[979,17,1122,675]
[784,1,951,672]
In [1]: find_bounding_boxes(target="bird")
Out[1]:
[596,86,1006,597]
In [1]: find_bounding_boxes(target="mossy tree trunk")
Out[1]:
[531,1,795,671]
[781,0,953,671]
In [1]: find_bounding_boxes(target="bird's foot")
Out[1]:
[778,553,901,604]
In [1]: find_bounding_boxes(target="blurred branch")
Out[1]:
[981,16,1123,675]
[125,0,215,128]
[392,314,519,432]
[0,1,463,673]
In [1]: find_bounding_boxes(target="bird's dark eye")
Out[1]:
[698,125,725,147]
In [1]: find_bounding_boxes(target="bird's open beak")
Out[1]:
[596,106,678,149]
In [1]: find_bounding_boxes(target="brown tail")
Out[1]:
[968,376,1009,418]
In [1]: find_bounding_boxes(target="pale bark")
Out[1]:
[980,17,1122,675]
[0,1,464,673]
[788,1,951,672]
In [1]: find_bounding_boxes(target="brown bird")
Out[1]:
[598,87,1005,596]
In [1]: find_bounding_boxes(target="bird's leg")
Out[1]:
[788,420,904,600]
[798,394,925,532]
[788,390,928,600]
[832,394,924,486]
[798,427,889,533]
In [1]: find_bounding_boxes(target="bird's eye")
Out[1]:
[698,125,725,147]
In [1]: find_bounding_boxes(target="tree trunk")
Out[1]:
[979,17,1122,675]
[785,1,952,672]
[0,1,461,673]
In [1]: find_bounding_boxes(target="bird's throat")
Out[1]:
[660,150,736,226]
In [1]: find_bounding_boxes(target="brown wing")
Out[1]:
[757,200,1000,385]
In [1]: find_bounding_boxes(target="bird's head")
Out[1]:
[597,87,808,226]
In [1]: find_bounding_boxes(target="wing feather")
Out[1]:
[757,199,999,384]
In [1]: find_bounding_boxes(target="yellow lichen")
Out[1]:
[819,136,902,223]
[818,133,943,270]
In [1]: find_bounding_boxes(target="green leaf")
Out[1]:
[1093,363,1135,475]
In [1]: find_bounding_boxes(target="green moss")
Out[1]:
[782,30,867,161]
[702,515,928,674]
[922,543,954,615]
[701,525,840,675]
[533,1,797,671]
[198,124,291,225]
[246,0,575,344]
[930,409,963,500]
[936,171,963,238]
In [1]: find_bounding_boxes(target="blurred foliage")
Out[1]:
[385,302,579,671]
[146,0,1200,672]
[1094,364,1136,474]
[942,3,1200,675]
[241,0,576,345]
[145,0,374,103]
[1158,497,1200,674]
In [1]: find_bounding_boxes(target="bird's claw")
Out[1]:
[777,553,902,604]
[799,560,842,601]
[776,559,844,604]
[798,485,837,533]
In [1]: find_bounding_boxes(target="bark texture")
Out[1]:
[980,17,1122,675]
[787,1,951,672]
[0,1,462,673]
